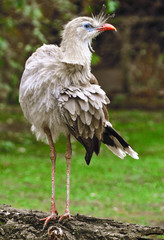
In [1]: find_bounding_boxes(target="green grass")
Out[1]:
[0,103,164,226]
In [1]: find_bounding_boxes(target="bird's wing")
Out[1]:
[90,73,109,121]
[58,84,110,165]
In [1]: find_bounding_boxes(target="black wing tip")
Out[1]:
[66,124,101,165]
[85,138,101,165]
[79,136,101,165]
[85,152,92,165]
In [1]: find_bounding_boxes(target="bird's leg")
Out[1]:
[59,135,73,222]
[41,127,58,229]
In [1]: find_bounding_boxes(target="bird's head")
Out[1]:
[60,10,117,66]
[62,16,116,45]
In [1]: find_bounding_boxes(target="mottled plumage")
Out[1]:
[19,12,138,228]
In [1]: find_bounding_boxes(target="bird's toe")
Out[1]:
[41,214,58,230]
[59,212,73,222]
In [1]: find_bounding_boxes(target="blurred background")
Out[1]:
[0,0,164,107]
[0,0,164,227]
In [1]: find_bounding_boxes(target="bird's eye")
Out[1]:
[83,23,94,30]
[85,23,92,28]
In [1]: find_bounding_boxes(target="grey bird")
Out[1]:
[19,11,139,229]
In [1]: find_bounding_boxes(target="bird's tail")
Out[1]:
[102,123,139,159]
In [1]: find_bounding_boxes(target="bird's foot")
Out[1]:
[59,212,72,222]
[41,212,58,230]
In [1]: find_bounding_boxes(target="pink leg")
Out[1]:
[41,127,58,229]
[59,135,73,222]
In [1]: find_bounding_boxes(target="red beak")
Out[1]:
[97,23,117,32]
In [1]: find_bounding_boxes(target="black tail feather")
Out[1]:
[103,125,129,149]
[102,125,139,159]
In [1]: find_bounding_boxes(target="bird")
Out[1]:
[19,9,139,229]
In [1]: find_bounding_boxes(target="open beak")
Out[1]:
[97,23,117,32]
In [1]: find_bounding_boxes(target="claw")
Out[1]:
[59,212,72,222]
[41,214,58,230]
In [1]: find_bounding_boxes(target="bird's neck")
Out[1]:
[60,37,92,68]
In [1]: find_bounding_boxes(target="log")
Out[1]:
[0,205,163,240]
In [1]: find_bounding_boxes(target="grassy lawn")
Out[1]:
[0,103,163,226]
